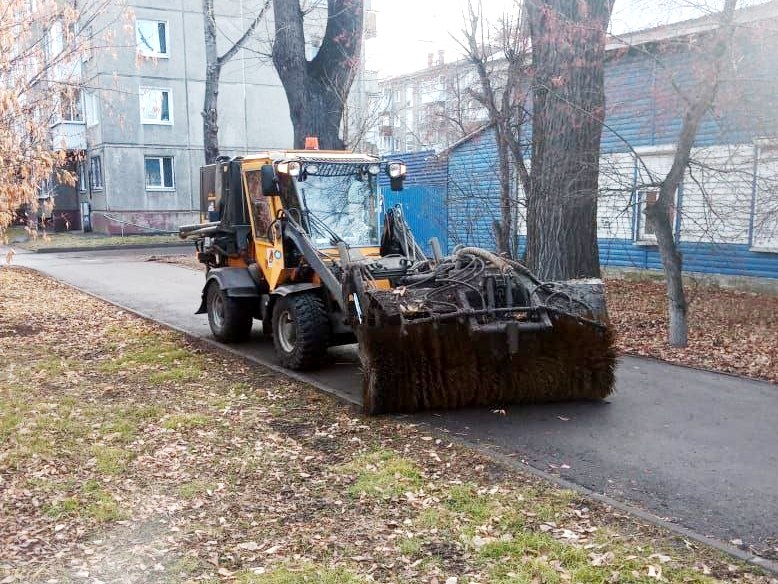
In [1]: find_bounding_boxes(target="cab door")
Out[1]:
[241,163,287,290]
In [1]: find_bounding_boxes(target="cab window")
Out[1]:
[245,169,273,238]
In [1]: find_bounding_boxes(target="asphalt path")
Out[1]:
[8,246,777,562]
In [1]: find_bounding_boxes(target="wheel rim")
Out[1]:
[277,309,297,353]
[211,293,225,328]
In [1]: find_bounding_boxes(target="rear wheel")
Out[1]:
[272,292,330,370]
[207,282,253,342]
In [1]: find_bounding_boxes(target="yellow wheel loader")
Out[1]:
[179,148,615,414]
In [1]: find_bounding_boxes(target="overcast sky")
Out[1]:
[364,0,758,77]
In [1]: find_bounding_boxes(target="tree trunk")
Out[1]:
[203,64,221,164]
[647,185,688,345]
[495,123,513,255]
[286,75,349,150]
[646,0,737,347]
[202,0,220,164]
[201,0,270,163]
[525,0,613,281]
[272,0,363,150]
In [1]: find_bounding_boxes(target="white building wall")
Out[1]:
[598,152,636,240]
[753,143,778,250]
[595,143,777,252]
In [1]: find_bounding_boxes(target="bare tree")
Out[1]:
[642,0,739,346]
[459,1,532,257]
[343,87,383,153]
[202,0,272,164]
[272,0,364,149]
[525,0,614,280]
[0,0,113,239]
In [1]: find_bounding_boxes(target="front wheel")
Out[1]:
[272,293,331,370]
[207,282,253,343]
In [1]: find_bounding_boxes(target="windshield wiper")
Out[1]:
[306,209,344,246]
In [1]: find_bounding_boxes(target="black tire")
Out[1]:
[206,282,253,343]
[272,292,331,370]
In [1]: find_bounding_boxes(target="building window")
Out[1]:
[139,87,172,124]
[78,162,87,192]
[136,20,168,57]
[752,145,778,251]
[637,189,674,242]
[90,156,103,190]
[59,90,83,122]
[145,156,175,189]
[46,20,63,59]
[84,92,100,127]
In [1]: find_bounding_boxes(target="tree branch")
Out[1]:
[219,0,272,65]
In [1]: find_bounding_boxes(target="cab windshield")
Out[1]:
[290,164,380,248]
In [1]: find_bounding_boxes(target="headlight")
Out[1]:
[276,161,301,177]
[367,164,380,176]
[387,162,406,179]
[305,164,319,175]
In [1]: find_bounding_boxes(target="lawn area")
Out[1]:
[3,225,181,251]
[1,267,775,584]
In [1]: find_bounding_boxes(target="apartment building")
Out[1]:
[49,0,373,234]
[374,51,490,155]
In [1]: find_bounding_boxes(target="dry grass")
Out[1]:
[5,225,180,250]
[1,267,775,583]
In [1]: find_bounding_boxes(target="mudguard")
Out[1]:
[271,282,322,297]
[195,267,260,314]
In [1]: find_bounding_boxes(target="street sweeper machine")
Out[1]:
[179,147,616,414]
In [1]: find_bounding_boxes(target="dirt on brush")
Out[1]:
[2,267,776,584]
[606,279,777,383]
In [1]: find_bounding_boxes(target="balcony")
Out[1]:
[50,120,86,151]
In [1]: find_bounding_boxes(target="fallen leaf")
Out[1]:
[647,564,662,580]
[589,551,615,566]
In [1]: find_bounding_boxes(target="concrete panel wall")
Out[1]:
[81,0,321,231]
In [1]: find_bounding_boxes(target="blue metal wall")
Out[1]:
[381,150,447,254]
[445,126,503,252]
[602,27,778,153]
[599,239,778,279]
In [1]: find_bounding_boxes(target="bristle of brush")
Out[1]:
[358,313,616,415]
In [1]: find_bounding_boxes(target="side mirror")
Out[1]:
[390,176,404,192]
[260,164,278,196]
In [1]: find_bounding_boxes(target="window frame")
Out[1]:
[90,155,103,190]
[78,161,87,192]
[58,89,83,122]
[135,19,169,59]
[144,155,175,190]
[750,143,778,253]
[635,188,678,245]
[47,20,64,60]
[139,86,173,125]
[84,92,100,127]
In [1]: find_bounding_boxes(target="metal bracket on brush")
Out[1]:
[340,242,366,325]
